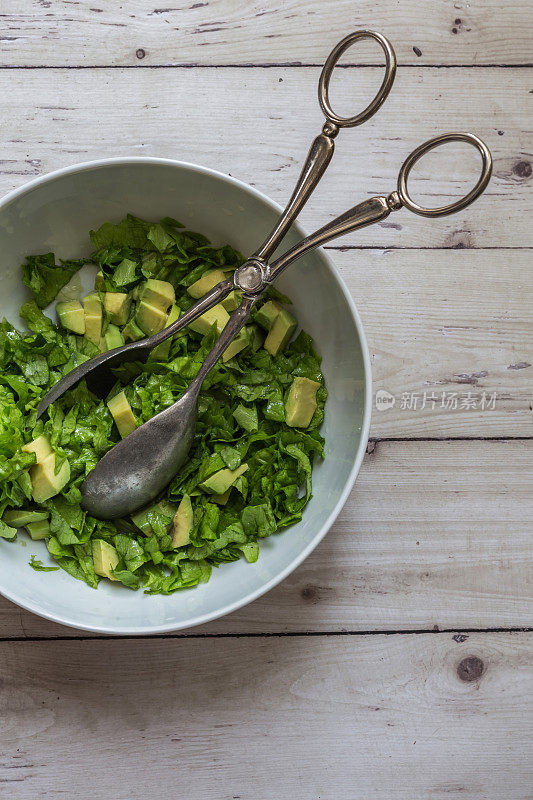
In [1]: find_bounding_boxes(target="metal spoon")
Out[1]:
[81,131,491,518]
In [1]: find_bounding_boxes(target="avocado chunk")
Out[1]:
[94,270,106,291]
[83,292,103,345]
[221,290,242,313]
[188,268,226,299]
[22,435,52,463]
[139,279,175,311]
[189,304,229,337]
[233,404,258,432]
[247,323,264,353]
[30,453,70,504]
[199,463,248,495]
[26,519,51,540]
[107,391,137,438]
[123,318,145,342]
[104,292,132,326]
[104,324,125,351]
[136,299,168,336]
[285,376,320,428]
[3,509,49,527]
[222,327,249,362]
[211,489,231,505]
[56,300,85,334]
[149,303,181,361]
[264,308,297,355]
[92,539,119,581]
[255,300,282,331]
[172,494,193,548]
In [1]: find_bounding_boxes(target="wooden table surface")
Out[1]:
[1,2,531,798]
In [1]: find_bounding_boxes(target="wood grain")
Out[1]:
[0,440,530,639]
[0,632,531,799]
[0,67,529,248]
[351,248,532,438]
[1,0,531,67]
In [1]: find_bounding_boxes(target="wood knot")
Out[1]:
[443,229,474,249]
[300,584,319,603]
[136,48,146,59]
[457,655,484,682]
[512,160,532,179]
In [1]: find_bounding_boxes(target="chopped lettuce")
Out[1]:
[0,216,327,593]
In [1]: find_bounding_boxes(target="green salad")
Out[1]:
[0,215,326,593]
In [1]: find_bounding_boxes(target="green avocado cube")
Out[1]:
[26,519,51,540]
[83,292,103,345]
[222,327,249,362]
[92,539,119,581]
[189,304,230,337]
[136,299,168,336]
[187,268,226,299]
[107,391,137,438]
[149,304,181,361]
[104,324,125,351]
[199,463,248,495]
[94,271,106,291]
[139,279,175,311]
[247,324,264,353]
[285,376,320,428]
[3,509,49,528]
[171,494,193,548]
[255,300,282,331]
[211,489,231,505]
[30,453,70,504]
[104,292,132,326]
[264,308,297,355]
[56,300,85,334]
[221,290,242,313]
[22,435,52,463]
[123,318,145,342]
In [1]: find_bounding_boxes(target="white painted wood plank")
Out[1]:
[349,249,533,438]
[1,0,531,66]
[0,67,528,248]
[0,632,531,799]
[0,441,530,638]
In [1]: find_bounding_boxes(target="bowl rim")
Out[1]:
[0,156,372,635]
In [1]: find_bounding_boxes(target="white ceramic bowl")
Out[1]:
[0,158,371,634]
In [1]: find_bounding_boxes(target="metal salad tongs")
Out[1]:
[35,31,492,519]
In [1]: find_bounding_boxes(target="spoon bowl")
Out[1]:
[81,388,199,519]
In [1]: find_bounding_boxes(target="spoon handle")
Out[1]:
[189,295,256,392]
[268,132,492,282]
[252,31,396,263]
[268,196,395,281]
[253,133,335,262]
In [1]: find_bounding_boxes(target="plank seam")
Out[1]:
[1,63,532,70]
[369,437,533,443]
[325,246,533,252]
[1,627,530,643]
